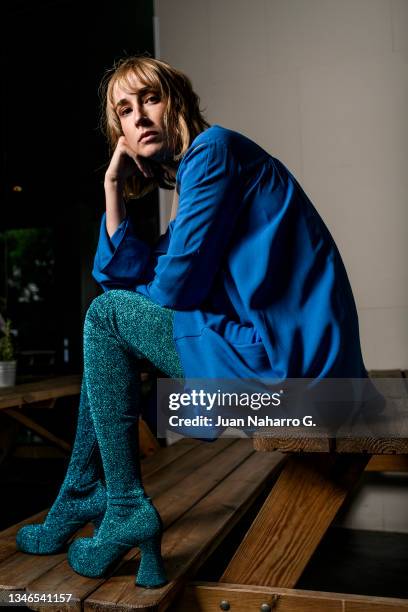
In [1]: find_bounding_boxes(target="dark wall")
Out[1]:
[1,0,157,373]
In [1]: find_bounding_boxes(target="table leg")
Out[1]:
[3,407,71,453]
[220,453,369,588]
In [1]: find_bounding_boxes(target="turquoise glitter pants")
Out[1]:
[85,290,184,379]
[83,289,184,435]
[83,289,184,465]
[81,288,183,497]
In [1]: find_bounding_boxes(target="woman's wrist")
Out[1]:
[105,209,126,238]
[104,174,125,192]
[104,177,127,238]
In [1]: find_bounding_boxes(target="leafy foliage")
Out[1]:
[0,319,15,361]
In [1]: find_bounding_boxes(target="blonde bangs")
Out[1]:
[114,64,164,100]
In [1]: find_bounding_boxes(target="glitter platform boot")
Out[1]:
[16,379,107,555]
[67,292,168,588]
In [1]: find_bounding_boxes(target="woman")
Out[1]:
[15,56,368,586]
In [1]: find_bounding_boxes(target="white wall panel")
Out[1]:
[154,0,407,368]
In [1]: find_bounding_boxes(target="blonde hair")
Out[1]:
[100,55,210,199]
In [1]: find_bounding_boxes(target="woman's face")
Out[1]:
[113,75,170,162]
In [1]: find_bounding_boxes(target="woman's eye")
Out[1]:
[145,95,160,104]
[119,107,132,116]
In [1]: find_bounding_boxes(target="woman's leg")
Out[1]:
[68,290,183,587]
[16,378,107,554]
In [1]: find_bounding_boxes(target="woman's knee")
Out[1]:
[84,290,146,331]
[84,291,120,332]
[86,292,108,322]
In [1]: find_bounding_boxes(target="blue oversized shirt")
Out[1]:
[93,125,367,381]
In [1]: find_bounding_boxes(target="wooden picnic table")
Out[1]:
[0,375,82,412]
[214,369,408,611]
[0,370,407,611]
[0,373,159,459]
[0,375,82,453]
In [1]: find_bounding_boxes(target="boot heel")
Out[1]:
[135,535,168,588]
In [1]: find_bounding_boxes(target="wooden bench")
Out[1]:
[0,437,285,610]
[1,370,407,611]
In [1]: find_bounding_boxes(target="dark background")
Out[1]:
[0,0,158,374]
[0,0,160,532]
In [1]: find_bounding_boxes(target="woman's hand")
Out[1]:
[104,136,155,238]
[104,136,154,187]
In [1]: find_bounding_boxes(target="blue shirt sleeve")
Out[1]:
[92,213,152,291]
[137,141,244,309]
[110,218,128,249]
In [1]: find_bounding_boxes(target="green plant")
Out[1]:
[0,319,15,361]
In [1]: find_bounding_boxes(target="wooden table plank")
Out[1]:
[140,438,202,478]
[335,437,408,453]
[172,582,408,612]
[220,453,369,588]
[254,435,331,453]
[0,375,82,410]
[365,454,408,471]
[254,436,408,454]
[83,450,285,612]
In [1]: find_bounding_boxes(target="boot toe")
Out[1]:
[68,538,106,577]
[16,523,70,555]
[16,525,45,554]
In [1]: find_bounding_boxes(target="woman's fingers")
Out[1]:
[113,136,154,179]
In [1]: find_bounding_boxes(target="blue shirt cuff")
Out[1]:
[110,218,128,249]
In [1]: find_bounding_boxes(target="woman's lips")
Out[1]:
[139,131,158,142]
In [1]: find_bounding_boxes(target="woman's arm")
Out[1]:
[92,213,151,291]
[92,213,177,293]
[104,180,127,239]
[104,135,154,237]
[92,135,160,291]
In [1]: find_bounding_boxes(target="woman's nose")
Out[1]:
[134,105,150,126]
